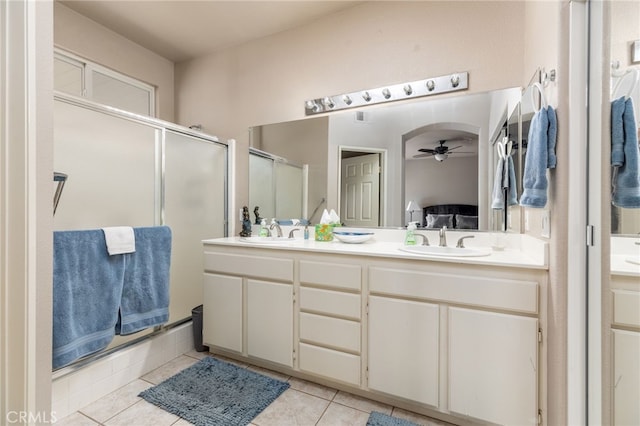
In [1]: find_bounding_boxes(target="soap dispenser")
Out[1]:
[404,221,417,245]
[259,219,269,237]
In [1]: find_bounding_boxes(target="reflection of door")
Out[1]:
[341,153,380,227]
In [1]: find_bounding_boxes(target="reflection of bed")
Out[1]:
[422,204,478,229]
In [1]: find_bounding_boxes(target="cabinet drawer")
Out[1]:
[299,287,361,320]
[203,251,293,282]
[300,313,360,353]
[369,267,538,314]
[299,343,360,386]
[300,260,361,291]
[613,290,640,328]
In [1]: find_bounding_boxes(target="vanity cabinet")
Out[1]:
[448,308,538,426]
[298,259,362,386]
[202,248,294,367]
[610,275,640,425]
[247,279,293,366]
[368,295,439,406]
[203,273,242,352]
[368,263,542,426]
[202,240,547,426]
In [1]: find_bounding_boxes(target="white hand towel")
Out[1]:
[102,226,136,255]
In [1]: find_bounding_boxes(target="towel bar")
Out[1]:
[53,172,68,216]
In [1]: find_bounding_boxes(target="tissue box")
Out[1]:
[315,224,335,241]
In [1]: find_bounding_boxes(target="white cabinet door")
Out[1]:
[203,273,242,353]
[247,279,293,367]
[449,307,538,426]
[613,329,640,426]
[368,296,439,407]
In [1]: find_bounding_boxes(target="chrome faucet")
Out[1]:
[439,226,447,247]
[415,233,430,246]
[269,219,283,238]
[456,235,475,248]
[288,228,299,239]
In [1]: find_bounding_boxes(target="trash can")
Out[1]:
[191,305,209,352]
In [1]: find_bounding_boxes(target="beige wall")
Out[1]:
[522,2,564,425]
[1,0,54,418]
[175,1,528,219]
[175,2,568,423]
[54,2,175,121]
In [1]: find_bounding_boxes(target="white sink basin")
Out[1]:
[398,245,491,257]
[239,237,298,245]
[626,256,640,266]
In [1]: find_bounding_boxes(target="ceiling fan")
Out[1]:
[413,139,474,162]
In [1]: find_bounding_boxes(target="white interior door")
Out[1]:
[341,153,380,227]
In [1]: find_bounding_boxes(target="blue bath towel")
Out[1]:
[116,226,172,335]
[520,106,558,208]
[492,155,518,209]
[611,96,626,167]
[52,230,124,369]
[611,97,640,208]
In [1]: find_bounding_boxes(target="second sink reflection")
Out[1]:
[399,245,491,257]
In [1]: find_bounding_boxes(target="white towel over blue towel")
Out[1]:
[520,106,558,208]
[102,226,136,255]
[611,96,640,208]
[53,226,172,369]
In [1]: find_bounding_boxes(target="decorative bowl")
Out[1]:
[332,228,375,244]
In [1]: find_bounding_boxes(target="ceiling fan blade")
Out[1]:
[412,153,433,159]
[418,148,436,153]
[446,145,463,151]
[449,151,475,154]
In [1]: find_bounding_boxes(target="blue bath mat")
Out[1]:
[367,411,420,426]
[139,356,289,426]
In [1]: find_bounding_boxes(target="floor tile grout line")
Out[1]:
[313,399,333,426]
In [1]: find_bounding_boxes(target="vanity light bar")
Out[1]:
[304,72,469,116]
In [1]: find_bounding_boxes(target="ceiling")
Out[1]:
[59,0,363,62]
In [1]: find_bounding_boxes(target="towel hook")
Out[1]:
[531,82,548,113]
[612,68,640,100]
[541,68,556,87]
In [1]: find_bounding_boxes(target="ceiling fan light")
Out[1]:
[434,153,448,162]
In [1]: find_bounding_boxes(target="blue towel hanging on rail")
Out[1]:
[520,106,558,208]
[491,139,518,209]
[611,96,640,208]
[52,230,124,369]
[116,226,172,335]
[52,226,172,369]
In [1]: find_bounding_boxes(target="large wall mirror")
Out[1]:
[248,148,306,223]
[610,1,640,236]
[250,86,523,231]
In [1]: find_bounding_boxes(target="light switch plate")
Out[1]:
[633,40,640,64]
[541,210,550,238]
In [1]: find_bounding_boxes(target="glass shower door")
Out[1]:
[164,130,227,323]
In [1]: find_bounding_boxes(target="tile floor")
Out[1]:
[54,350,453,426]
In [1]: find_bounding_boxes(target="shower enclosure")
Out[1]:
[249,148,307,222]
[53,94,228,363]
